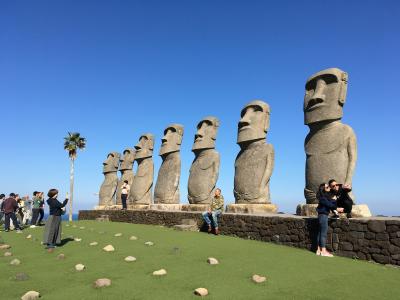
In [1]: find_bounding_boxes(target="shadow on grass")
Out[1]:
[58,237,74,247]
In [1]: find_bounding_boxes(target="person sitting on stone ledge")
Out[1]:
[328,179,353,218]
[202,188,224,235]
[316,183,344,257]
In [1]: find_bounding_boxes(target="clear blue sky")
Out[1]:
[1,1,399,215]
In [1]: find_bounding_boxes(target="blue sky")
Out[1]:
[1,1,399,215]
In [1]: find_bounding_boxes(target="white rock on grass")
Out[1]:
[129,235,138,240]
[21,290,40,300]
[75,264,85,271]
[79,226,85,229]
[93,278,111,288]
[29,225,36,229]
[16,230,23,234]
[57,254,66,260]
[207,257,219,265]
[194,288,209,297]
[103,245,115,252]
[144,241,154,246]
[152,269,167,276]
[26,235,32,239]
[74,238,82,242]
[4,251,12,257]
[124,256,137,262]
[72,225,77,228]
[89,242,98,246]
[10,258,21,266]
[252,274,267,283]
[114,233,122,237]
[0,244,11,250]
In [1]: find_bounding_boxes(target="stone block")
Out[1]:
[225,204,278,214]
[150,204,182,211]
[127,204,150,210]
[181,204,210,212]
[368,220,386,233]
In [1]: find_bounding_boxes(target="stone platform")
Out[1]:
[226,203,278,214]
[79,209,400,266]
[150,204,182,211]
[296,204,372,218]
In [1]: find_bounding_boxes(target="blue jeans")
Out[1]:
[317,214,329,248]
[202,210,222,228]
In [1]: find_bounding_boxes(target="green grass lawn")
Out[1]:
[1,220,399,300]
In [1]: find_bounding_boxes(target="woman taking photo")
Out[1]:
[316,183,343,257]
[43,189,68,249]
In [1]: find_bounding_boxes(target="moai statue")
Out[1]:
[297,67,371,217]
[129,134,154,208]
[98,152,120,208]
[226,100,277,214]
[153,124,184,210]
[182,116,220,212]
[116,148,135,207]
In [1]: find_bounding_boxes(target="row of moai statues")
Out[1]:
[97,67,371,217]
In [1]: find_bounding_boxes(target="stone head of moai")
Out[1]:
[304,67,348,125]
[192,116,220,151]
[237,100,270,145]
[103,152,120,173]
[159,124,184,156]
[134,134,154,160]
[119,148,135,171]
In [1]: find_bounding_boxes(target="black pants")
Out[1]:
[31,208,40,225]
[38,208,44,224]
[4,212,20,230]
[121,194,128,209]
[337,195,353,213]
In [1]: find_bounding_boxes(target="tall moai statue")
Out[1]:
[226,100,278,214]
[98,152,120,209]
[116,148,136,207]
[152,124,184,211]
[182,116,220,212]
[296,67,371,217]
[129,134,154,209]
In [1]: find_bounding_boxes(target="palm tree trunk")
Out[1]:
[69,158,74,222]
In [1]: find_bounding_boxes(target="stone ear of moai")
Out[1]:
[98,68,371,217]
[153,124,184,209]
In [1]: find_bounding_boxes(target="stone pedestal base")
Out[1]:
[181,204,209,212]
[150,204,182,211]
[94,205,120,210]
[296,203,372,218]
[127,204,150,210]
[225,203,278,214]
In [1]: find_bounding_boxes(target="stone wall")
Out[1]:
[78,210,400,266]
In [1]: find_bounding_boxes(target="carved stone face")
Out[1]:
[119,148,135,170]
[103,152,120,173]
[159,124,184,156]
[135,134,154,160]
[192,116,219,151]
[237,100,270,144]
[304,68,348,125]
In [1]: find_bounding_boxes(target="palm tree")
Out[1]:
[64,132,86,222]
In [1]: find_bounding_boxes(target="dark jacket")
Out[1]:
[1,197,18,214]
[317,196,337,215]
[47,198,68,216]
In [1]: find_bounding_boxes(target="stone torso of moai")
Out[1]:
[154,124,184,204]
[99,152,121,207]
[116,148,135,206]
[233,100,274,204]
[304,68,357,204]
[129,134,154,205]
[188,117,220,204]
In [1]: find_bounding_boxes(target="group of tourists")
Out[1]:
[0,191,45,231]
[316,179,353,257]
[0,189,69,250]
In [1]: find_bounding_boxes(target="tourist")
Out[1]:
[22,195,33,225]
[37,192,45,225]
[15,194,25,226]
[121,180,130,210]
[43,189,68,249]
[202,188,224,235]
[0,194,5,224]
[2,193,22,232]
[329,179,353,218]
[316,183,344,257]
[31,191,41,225]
